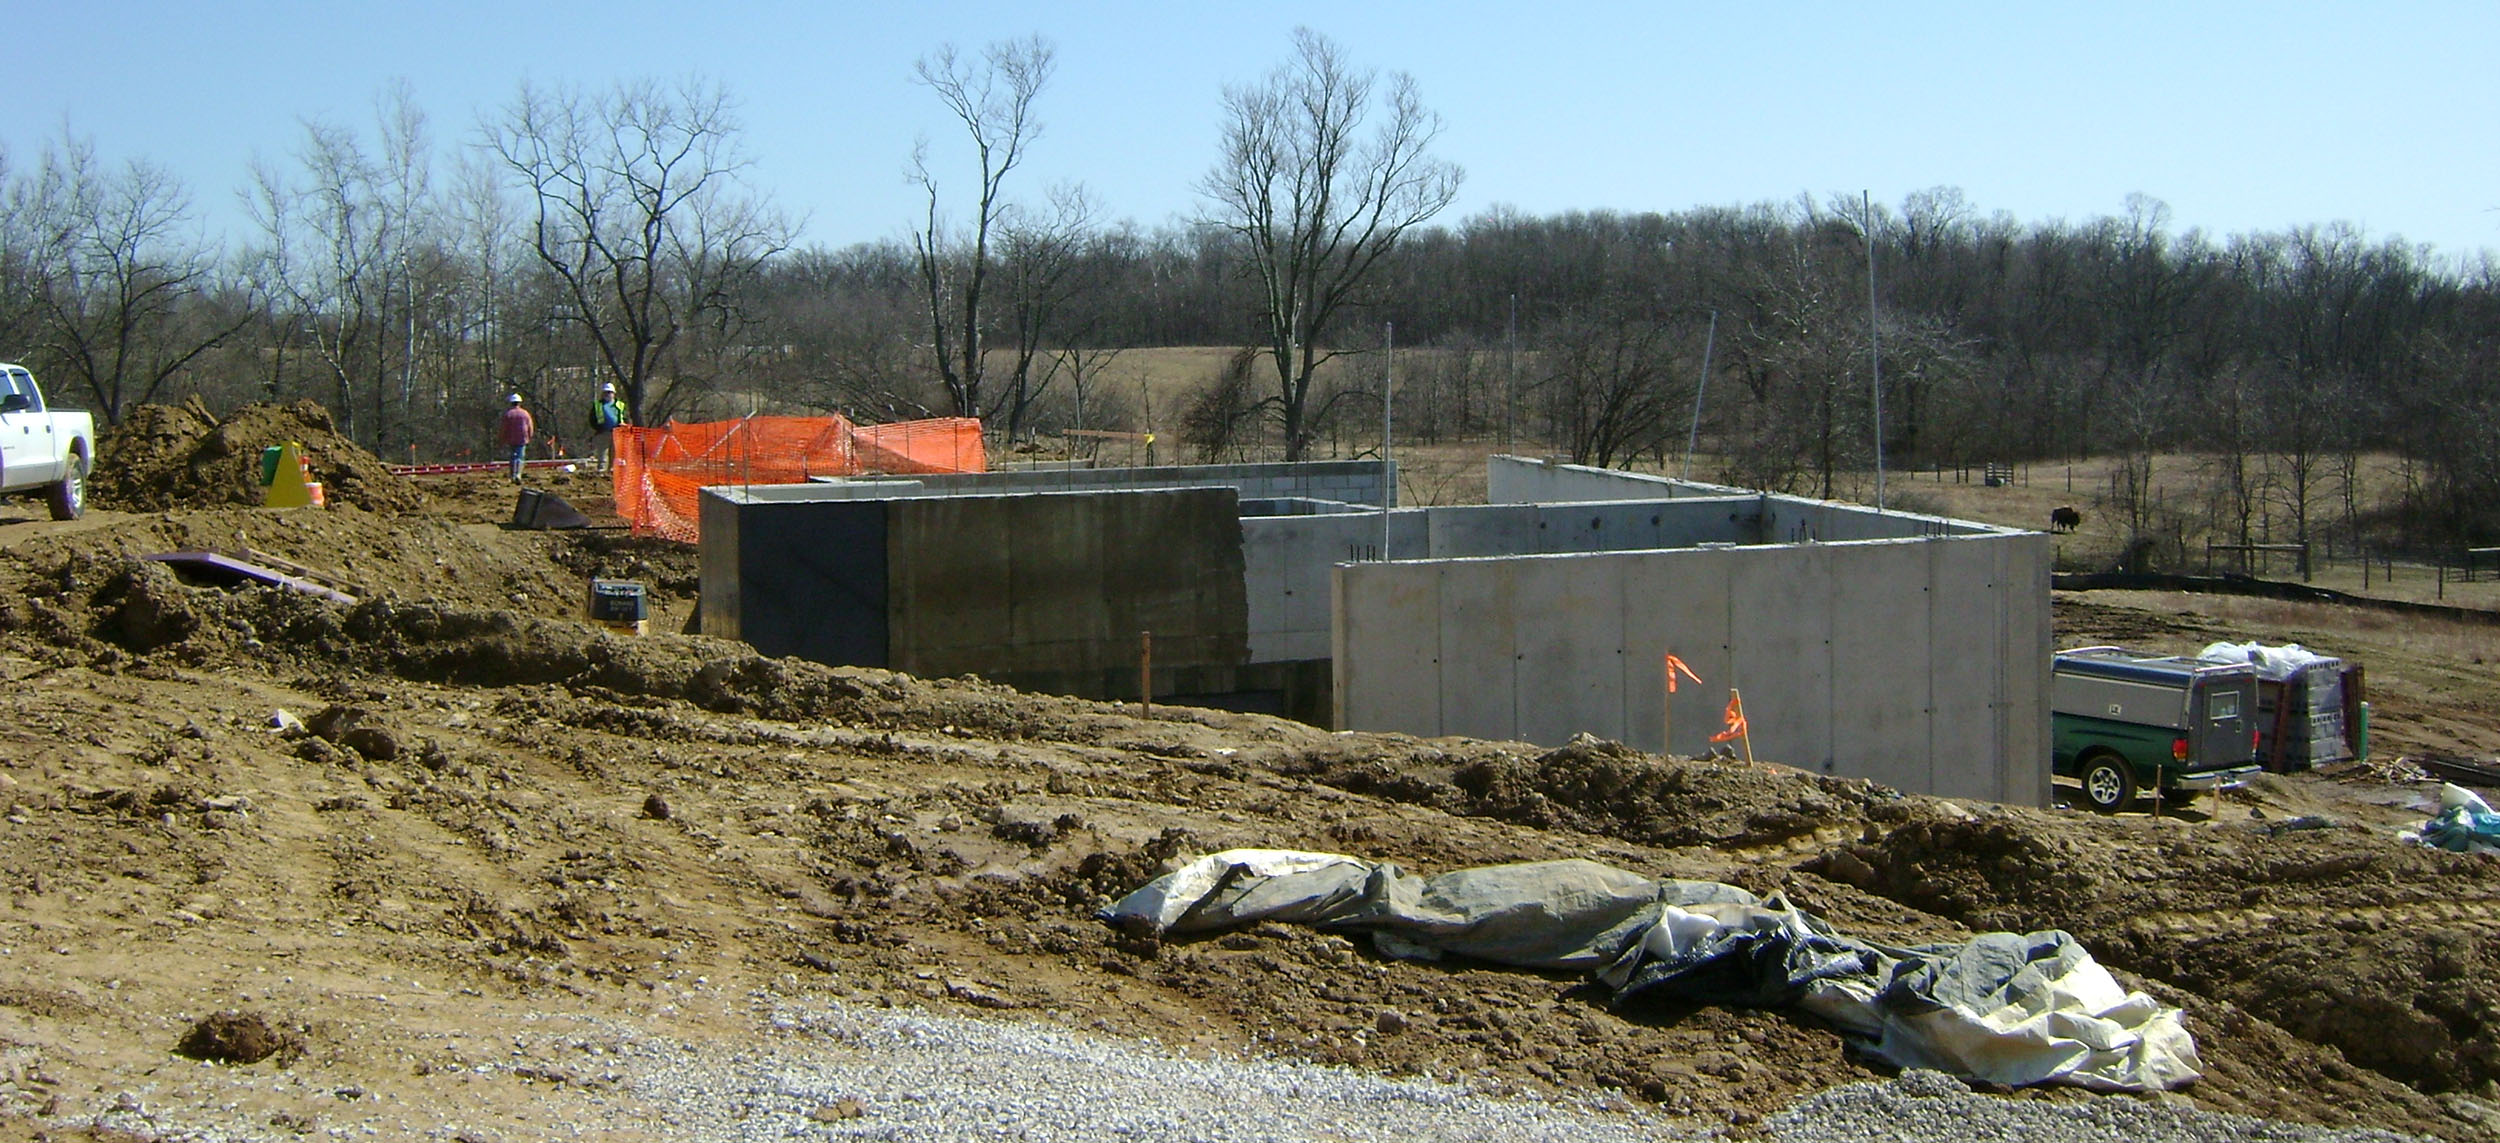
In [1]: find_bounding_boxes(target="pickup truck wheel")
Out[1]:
[45,453,85,521]
[2078,752,2137,814]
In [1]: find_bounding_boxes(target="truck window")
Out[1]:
[2210,692,2240,720]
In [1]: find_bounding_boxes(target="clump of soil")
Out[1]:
[93,398,426,515]
[175,1010,302,1064]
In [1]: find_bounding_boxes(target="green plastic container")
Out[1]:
[259,446,283,486]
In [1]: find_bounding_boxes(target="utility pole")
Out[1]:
[1382,321,1394,561]
[1503,293,1516,449]
[1865,189,1886,509]
[1684,311,1717,481]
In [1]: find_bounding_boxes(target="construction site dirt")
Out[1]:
[0,403,2494,1140]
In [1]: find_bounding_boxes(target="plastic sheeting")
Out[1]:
[1102,849,2200,1092]
[2402,784,2500,855]
[2196,641,2335,679]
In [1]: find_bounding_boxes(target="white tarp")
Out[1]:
[1102,849,2199,1092]
[2197,641,2335,681]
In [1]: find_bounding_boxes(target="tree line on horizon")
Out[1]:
[0,31,2494,548]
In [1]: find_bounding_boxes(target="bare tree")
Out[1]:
[484,76,789,426]
[911,35,1054,423]
[246,120,387,441]
[11,131,244,423]
[1537,301,1682,468]
[990,184,1104,438]
[1199,27,1462,460]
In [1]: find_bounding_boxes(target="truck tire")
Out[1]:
[2078,751,2137,814]
[45,449,85,521]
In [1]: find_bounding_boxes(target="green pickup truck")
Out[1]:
[2052,646,2263,813]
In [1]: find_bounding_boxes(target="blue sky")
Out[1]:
[4,1,2494,264]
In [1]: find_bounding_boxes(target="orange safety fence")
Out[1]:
[612,414,986,542]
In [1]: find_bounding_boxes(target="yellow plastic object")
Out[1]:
[262,440,324,508]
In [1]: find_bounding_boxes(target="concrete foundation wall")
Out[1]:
[887,489,1248,680]
[1239,496,1964,667]
[701,485,1248,695]
[823,459,1395,508]
[1332,533,2053,805]
[1487,456,1999,541]
[1488,456,1751,504]
[1242,510,1426,662]
[699,492,889,667]
[1422,500,1759,557]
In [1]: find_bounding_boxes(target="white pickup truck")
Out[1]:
[0,363,95,520]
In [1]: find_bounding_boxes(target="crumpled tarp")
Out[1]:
[2196,640,2335,679]
[2402,784,2500,855]
[1102,849,2200,1092]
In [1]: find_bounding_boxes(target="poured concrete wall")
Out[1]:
[701,485,1248,697]
[886,488,1247,681]
[1421,500,1759,557]
[1487,456,1995,541]
[1242,510,1427,662]
[699,493,889,667]
[824,459,1395,508]
[1332,532,2053,805]
[1239,497,1881,665]
[1488,456,1751,504]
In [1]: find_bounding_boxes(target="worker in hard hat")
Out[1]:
[589,382,630,474]
[499,393,535,484]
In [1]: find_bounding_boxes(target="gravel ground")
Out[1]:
[1763,1069,2429,1143]
[592,1001,2437,1143]
[63,997,2440,1142]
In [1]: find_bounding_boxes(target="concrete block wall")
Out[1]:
[1332,533,2054,806]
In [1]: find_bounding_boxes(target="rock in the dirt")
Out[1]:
[809,1099,865,1122]
[305,705,368,742]
[175,1010,300,1064]
[340,725,398,761]
[642,793,672,821]
[1376,1010,1409,1034]
[108,562,199,651]
[945,978,1014,1008]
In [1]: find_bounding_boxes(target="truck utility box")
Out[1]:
[2197,642,2365,771]
[2052,646,2263,813]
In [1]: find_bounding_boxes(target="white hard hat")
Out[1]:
[507,393,523,403]
[600,382,615,392]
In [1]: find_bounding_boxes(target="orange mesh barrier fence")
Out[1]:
[612,415,986,542]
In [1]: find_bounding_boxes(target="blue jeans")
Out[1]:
[508,444,527,482]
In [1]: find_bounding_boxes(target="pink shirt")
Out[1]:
[499,405,534,447]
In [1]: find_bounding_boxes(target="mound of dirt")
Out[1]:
[3,484,2499,1139]
[176,1009,303,1065]
[93,398,427,515]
